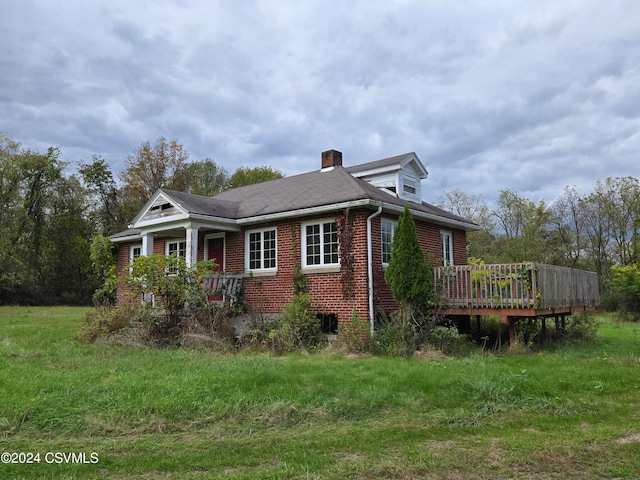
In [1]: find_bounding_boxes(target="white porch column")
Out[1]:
[141,232,154,256]
[186,226,199,267]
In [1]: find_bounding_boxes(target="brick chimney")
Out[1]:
[321,149,342,169]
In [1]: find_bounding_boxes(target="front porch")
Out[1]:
[434,263,600,344]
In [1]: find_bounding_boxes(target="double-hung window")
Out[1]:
[166,239,187,273]
[441,231,454,266]
[166,240,186,258]
[381,219,398,265]
[302,220,339,267]
[246,228,277,271]
[129,244,142,272]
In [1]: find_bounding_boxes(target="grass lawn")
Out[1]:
[1,307,640,479]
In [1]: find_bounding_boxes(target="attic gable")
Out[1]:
[346,152,428,203]
[132,190,188,226]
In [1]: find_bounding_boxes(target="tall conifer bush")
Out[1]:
[384,205,434,318]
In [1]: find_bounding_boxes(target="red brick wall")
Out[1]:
[228,210,371,327]
[372,215,468,315]
[114,208,469,328]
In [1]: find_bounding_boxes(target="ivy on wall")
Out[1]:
[337,208,356,300]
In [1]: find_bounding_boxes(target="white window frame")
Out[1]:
[441,230,454,266]
[402,175,417,195]
[245,227,277,272]
[165,238,187,274]
[165,238,187,258]
[381,219,398,266]
[301,219,339,269]
[129,244,142,272]
[399,173,421,202]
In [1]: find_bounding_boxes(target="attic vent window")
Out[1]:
[403,178,417,195]
[150,203,172,212]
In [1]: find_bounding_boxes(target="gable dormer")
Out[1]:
[130,190,189,228]
[346,152,428,203]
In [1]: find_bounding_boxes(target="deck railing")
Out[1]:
[203,273,243,302]
[433,263,599,310]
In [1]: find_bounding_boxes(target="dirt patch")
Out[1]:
[616,434,640,444]
[415,349,450,360]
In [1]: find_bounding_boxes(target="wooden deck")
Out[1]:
[434,263,600,326]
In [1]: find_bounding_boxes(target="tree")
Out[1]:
[20,148,63,282]
[79,155,125,235]
[491,189,552,263]
[172,158,230,196]
[609,264,640,319]
[438,188,495,260]
[384,205,434,316]
[119,137,189,214]
[229,165,283,189]
[0,134,26,302]
[40,174,96,304]
[549,186,590,269]
[90,235,118,304]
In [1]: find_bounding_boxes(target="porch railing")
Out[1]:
[433,263,599,310]
[203,273,244,302]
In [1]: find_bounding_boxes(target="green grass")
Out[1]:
[1,307,640,479]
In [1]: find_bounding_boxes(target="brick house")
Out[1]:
[111,150,478,334]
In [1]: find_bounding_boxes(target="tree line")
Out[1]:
[1,131,638,309]
[0,134,282,305]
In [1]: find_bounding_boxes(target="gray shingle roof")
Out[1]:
[114,154,479,239]
[208,165,475,226]
[344,153,414,174]
[158,188,239,218]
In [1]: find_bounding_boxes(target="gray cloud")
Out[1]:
[1,0,639,208]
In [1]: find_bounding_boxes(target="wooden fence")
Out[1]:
[433,263,599,310]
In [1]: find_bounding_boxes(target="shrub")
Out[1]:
[338,308,371,353]
[78,304,153,343]
[238,312,278,351]
[273,294,325,353]
[427,325,473,356]
[181,303,236,345]
[370,312,424,357]
[564,312,600,342]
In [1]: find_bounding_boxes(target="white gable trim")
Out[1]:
[130,190,188,227]
[350,153,428,181]
[400,152,428,179]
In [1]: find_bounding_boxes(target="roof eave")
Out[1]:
[376,200,482,231]
[110,233,142,243]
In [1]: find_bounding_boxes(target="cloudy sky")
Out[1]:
[2,0,639,206]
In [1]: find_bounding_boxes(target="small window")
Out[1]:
[129,244,142,272]
[441,231,454,266]
[130,244,142,263]
[246,228,277,271]
[403,177,417,195]
[302,220,339,267]
[317,313,338,334]
[381,219,398,265]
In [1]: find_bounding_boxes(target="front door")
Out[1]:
[208,237,224,271]
[207,237,225,301]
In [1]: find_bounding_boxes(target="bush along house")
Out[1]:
[111,150,480,334]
